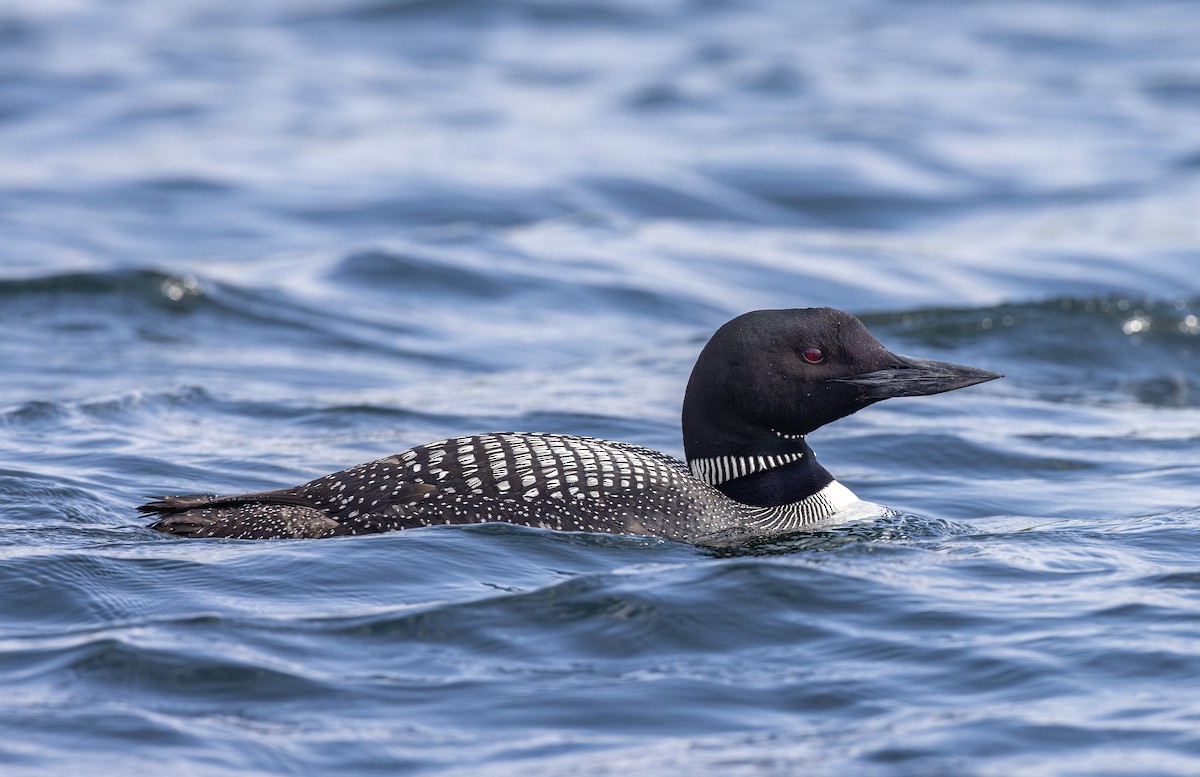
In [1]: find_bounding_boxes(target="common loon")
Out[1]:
[141,308,1000,544]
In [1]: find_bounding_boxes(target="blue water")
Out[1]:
[2,0,1200,774]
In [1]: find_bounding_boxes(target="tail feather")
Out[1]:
[147,503,343,539]
[137,494,221,514]
[137,489,316,516]
[140,482,437,539]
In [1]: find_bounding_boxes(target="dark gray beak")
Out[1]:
[835,354,1003,400]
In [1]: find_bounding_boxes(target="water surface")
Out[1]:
[1,0,1199,774]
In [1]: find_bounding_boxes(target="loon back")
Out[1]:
[141,307,1000,543]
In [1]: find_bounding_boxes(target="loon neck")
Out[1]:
[688,437,836,508]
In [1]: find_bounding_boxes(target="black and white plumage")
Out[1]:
[141,308,1001,544]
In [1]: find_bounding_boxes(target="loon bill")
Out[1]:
[140,307,1001,544]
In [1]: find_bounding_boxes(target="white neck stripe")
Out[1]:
[688,452,806,487]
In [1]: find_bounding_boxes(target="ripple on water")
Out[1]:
[0,0,1199,773]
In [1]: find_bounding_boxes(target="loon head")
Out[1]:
[682,307,1001,463]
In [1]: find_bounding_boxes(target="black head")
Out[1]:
[681,308,1001,460]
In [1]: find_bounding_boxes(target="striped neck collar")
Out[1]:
[745,479,860,532]
[688,450,806,487]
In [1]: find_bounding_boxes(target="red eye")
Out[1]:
[802,347,825,364]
